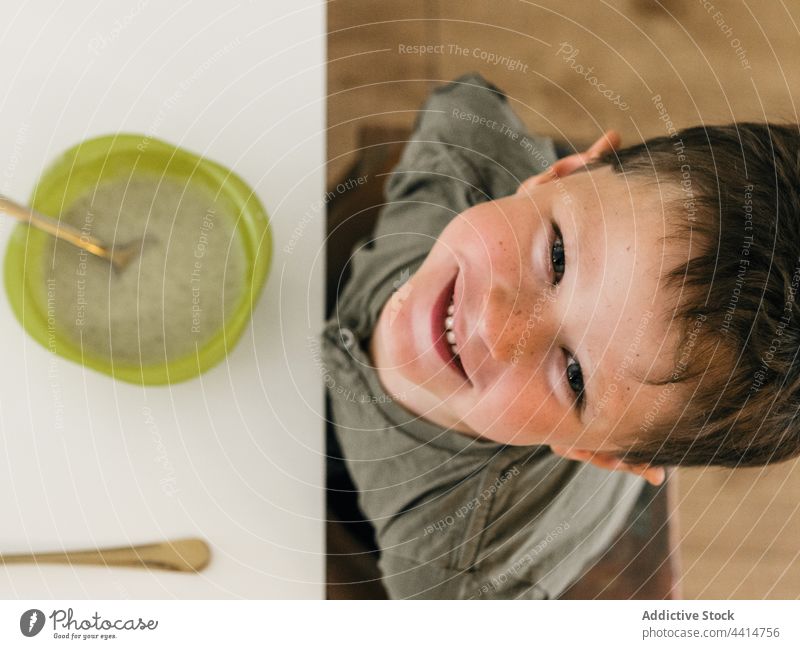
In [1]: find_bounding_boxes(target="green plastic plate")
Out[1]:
[3,133,271,385]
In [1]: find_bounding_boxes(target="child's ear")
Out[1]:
[549,445,666,487]
[516,129,622,196]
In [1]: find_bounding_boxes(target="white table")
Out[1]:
[0,1,325,598]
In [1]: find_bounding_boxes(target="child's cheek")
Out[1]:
[386,277,415,327]
[483,373,557,443]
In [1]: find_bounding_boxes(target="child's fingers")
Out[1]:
[618,462,666,486]
[641,465,666,486]
[549,445,591,461]
[550,445,666,486]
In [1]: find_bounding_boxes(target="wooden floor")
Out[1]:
[327,0,800,599]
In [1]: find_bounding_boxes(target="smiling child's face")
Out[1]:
[370,150,689,455]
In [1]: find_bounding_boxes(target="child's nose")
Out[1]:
[476,284,557,364]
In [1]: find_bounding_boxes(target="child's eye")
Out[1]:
[565,352,585,407]
[550,224,565,284]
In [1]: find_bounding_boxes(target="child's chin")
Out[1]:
[463,417,542,445]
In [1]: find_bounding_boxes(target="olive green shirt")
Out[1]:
[321,73,645,599]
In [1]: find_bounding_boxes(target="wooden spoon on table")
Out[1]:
[0,538,210,572]
[0,195,146,273]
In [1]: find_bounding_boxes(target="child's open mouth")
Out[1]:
[431,272,469,382]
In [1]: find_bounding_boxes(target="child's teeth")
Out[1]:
[444,296,460,359]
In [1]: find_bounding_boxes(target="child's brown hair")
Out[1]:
[596,123,800,468]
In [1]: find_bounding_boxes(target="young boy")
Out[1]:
[321,73,800,598]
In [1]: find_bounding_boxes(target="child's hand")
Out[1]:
[549,445,666,487]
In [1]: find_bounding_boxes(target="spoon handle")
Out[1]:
[0,194,113,262]
[0,538,210,573]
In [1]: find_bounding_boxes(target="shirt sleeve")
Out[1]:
[372,71,558,244]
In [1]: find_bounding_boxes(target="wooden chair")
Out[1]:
[325,125,683,600]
